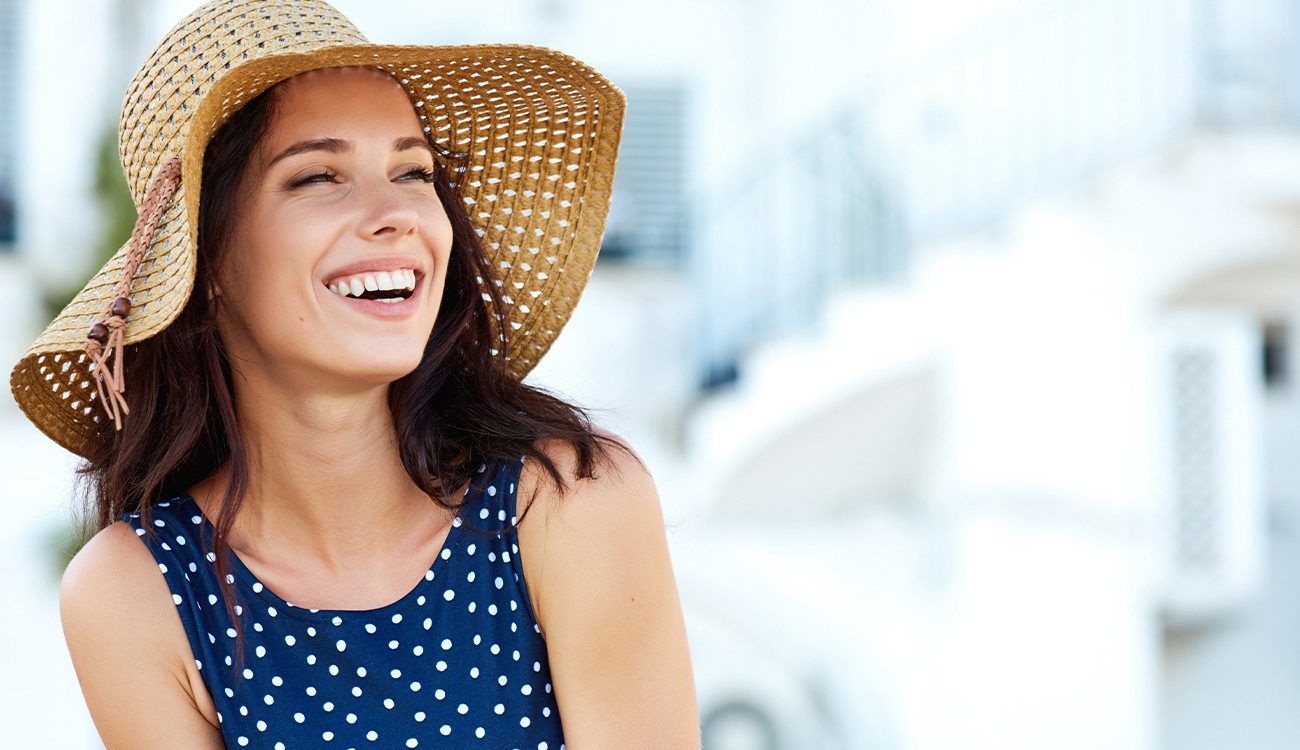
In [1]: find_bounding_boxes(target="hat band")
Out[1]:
[84,155,183,432]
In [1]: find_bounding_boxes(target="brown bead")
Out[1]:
[110,295,132,318]
[87,322,109,344]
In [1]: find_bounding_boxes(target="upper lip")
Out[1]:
[322,254,425,286]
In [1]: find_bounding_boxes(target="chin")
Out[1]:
[332,345,428,385]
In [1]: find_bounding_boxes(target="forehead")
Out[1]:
[265,66,422,138]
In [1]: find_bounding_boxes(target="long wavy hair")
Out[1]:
[72,71,633,672]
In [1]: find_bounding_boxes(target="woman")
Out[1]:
[9,1,700,748]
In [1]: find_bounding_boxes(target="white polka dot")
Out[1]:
[255,646,266,658]
[476,728,486,738]
[415,711,426,721]
[263,694,274,705]
[392,613,403,624]
[294,713,305,724]
[441,725,453,736]
[365,623,377,634]
[323,701,334,712]
[410,681,421,692]
[271,675,282,687]
[390,669,402,678]
[367,731,379,740]
[407,739,419,748]
[357,666,367,678]
[521,717,531,727]
[332,616,343,626]
[346,713,357,724]
[284,635,296,646]
[237,737,248,746]
[457,703,469,714]
[444,589,455,601]
[322,730,334,741]
[172,594,183,605]
[306,686,317,696]
[352,686,362,697]
[413,645,424,656]
[384,699,395,710]
[441,638,453,650]
[336,639,347,652]
[494,703,505,714]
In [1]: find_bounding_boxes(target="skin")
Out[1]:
[59,65,702,748]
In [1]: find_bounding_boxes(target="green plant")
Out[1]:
[42,120,136,320]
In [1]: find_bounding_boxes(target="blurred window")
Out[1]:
[0,0,16,249]
[599,82,687,267]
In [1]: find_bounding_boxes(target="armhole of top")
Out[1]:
[506,452,547,641]
[117,512,213,689]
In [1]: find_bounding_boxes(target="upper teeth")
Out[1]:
[327,269,417,298]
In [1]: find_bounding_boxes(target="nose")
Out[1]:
[356,176,421,241]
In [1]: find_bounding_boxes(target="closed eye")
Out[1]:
[401,167,437,183]
[290,169,338,187]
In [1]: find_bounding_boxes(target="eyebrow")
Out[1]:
[264,136,437,170]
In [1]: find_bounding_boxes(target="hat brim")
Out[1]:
[11,43,625,457]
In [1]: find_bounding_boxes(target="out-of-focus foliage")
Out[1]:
[42,121,135,320]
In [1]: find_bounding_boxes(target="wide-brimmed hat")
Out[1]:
[8,0,625,458]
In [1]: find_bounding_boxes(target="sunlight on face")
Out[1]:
[214,66,454,395]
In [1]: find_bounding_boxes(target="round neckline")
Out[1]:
[177,492,469,624]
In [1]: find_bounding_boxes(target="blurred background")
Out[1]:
[4,0,1300,747]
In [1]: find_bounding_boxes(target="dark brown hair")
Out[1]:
[72,72,633,673]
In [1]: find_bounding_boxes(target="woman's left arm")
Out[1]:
[521,441,702,750]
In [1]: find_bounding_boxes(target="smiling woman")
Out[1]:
[7,1,700,749]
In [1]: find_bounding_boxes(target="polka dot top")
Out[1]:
[119,454,566,750]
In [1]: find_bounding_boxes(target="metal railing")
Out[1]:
[689,0,1296,391]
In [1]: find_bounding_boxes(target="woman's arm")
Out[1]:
[61,521,226,750]
[520,439,702,749]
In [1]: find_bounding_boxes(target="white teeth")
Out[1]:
[326,268,418,299]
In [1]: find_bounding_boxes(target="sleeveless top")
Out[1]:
[119,454,566,750]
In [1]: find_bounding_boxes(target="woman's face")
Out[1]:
[213,66,453,394]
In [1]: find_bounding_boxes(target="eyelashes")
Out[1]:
[289,166,438,188]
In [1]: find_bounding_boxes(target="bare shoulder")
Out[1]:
[517,428,651,525]
[515,431,701,746]
[61,520,224,748]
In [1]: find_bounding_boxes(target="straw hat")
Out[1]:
[7,0,626,458]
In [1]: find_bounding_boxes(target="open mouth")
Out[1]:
[325,269,418,305]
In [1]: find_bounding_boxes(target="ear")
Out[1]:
[207,282,223,301]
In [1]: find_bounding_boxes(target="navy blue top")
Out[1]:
[120,454,566,750]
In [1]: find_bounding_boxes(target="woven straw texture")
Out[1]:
[8,0,626,458]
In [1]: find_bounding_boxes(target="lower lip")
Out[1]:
[324,277,422,319]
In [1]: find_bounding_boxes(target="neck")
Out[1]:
[192,372,451,576]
